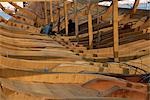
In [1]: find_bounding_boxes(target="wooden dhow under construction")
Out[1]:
[0,0,149,100]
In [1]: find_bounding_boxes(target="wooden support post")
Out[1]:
[113,0,119,62]
[74,0,79,42]
[57,2,61,33]
[64,0,68,36]
[49,0,53,23]
[44,1,48,24]
[88,4,93,49]
[97,4,100,24]
[132,0,140,14]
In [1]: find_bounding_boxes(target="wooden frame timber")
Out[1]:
[44,0,48,24]
[64,0,69,35]
[49,0,54,23]
[113,0,119,62]
[87,3,93,49]
[74,0,79,42]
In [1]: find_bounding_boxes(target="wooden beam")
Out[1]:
[132,0,140,14]
[88,4,93,49]
[96,4,100,24]
[57,1,61,33]
[44,1,48,24]
[0,73,118,84]
[49,0,53,23]
[113,0,119,62]
[0,3,35,26]
[64,0,68,36]
[74,0,79,42]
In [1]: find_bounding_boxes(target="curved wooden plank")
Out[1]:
[0,71,119,84]
[0,28,53,41]
[0,25,40,35]
[0,56,99,72]
[0,47,81,60]
[0,35,63,48]
[0,16,40,33]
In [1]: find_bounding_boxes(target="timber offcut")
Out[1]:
[0,0,149,100]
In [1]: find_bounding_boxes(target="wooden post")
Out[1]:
[74,0,79,42]
[44,1,48,24]
[57,1,61,33]
[113,0,119,62]
[132,0,140,14]
[88,4,93,49]
[64,0,68,36]
[97,4,100,24]
[49,0,53,23]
